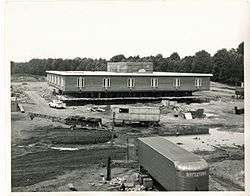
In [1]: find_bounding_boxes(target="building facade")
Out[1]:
[46,62,212,98]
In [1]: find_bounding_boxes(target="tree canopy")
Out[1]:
[11,42,244,85]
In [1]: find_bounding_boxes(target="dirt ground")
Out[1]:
[11,77,244,192]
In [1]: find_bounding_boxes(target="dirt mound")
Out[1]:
[48,127,112,144]
[19,126,113,145]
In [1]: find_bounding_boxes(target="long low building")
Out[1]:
[46,62,212,98]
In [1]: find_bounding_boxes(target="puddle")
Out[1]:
[50,147,79,151]
[205,113,219,118]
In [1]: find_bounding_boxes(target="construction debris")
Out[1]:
[189,109,205,118]
[143,178,153,190]
[65,115,102,127]
[183,112,193,120]
[105,172,153,191]
[18,104,25,113]
[68,183,77,191]
[11,85,32,104]
[234,107,244,115]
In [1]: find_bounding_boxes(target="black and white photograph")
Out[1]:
[1,0,249,194]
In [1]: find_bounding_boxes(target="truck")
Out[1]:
[137,137,209,191]
[111,105,160,125]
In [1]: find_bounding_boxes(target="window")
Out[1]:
[195,78,202,87]
[61,77,65,87]
[77,77,85,88]
[119,108,129,113]
[173,78,181,87]
[103,78,111,88]
[151,78,159,88]
[127,78,135,88]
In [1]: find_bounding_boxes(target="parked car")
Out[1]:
[49,100,66,109]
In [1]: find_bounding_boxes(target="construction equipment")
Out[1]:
[27,112,103,128]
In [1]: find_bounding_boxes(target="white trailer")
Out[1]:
[111,105,160,125]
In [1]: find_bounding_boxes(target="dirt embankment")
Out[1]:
[13,125,113,147]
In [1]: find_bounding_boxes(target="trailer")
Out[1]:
[111,105,160,125]
[137,137,209,191]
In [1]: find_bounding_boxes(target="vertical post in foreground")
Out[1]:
[106,156,111,181]
[111,112,115,146]
[126,137,129,162]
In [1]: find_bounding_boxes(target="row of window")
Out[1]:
[76,77,203,88]
[47,74,203,88]
[47,75,65,86]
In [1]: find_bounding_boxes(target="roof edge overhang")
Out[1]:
[45,70,213,77]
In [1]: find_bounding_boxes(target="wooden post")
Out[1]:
[106,156,111,181]
[111,112,115,146]
[126,137,129,162]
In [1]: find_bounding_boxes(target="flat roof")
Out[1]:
[107,62,153,65]
[46,70,213,77]
[138,137,208,171]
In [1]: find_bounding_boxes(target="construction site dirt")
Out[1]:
[11,76,244,191]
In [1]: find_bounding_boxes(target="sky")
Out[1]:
[5,0,248,62]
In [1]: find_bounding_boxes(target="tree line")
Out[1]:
[11,42,244,85]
